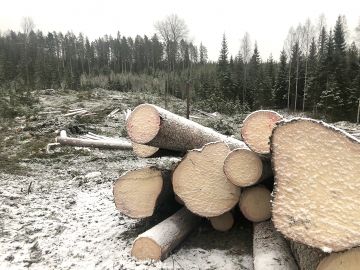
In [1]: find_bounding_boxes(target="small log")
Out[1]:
[253,221,298,270]
[223,148,272,187]
[126,104,247,151]
[63,109,88,117]
[209,211,234,232]
[241,110,283,155]
[56,136,132,150]
[131,207,201,261]
[290,241,360,270]
[173,142,241,217]
[239,185,271,222]
[113,167,174,218]
[271,118,360,251]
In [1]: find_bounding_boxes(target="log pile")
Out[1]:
[53,102,360,267]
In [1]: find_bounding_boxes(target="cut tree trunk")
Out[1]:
[239,185,271,222]
[131,142,181,158]
[172,142,241,217]
[126,104,247,151]
[209,211,234,232]
[56,136,132,150]
[131,207,201,261]
[241,110,283,155]
[113,167,174,218]
[271,118,360,251]
[290,241,360,270]
[253,221,298,270]
[223,148,272,187]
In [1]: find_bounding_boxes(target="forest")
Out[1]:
[0,14,359,121]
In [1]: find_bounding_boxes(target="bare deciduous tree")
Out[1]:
[240,32,252,105]
[285,27,296,110]
[21,17,35,91]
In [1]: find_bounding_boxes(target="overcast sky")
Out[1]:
[1,0,359,61]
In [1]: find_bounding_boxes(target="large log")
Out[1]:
[126,104,247,151]
[56,136,132,150]
[172,142,241,217]
[131,207,201,261]
[239,185,271,222]
[209,211,234,232]
[241,110,283,155]
[253,221,298,270]
[223,148,272,187]
[113,167,174,218]
[290,241,360,270]
[271,118,360,251]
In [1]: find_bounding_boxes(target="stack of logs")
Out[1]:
[56,104,360,270]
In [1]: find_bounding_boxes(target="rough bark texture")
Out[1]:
[172,142,241,217]
[127,104,247,151]
[209,212,234,232]
[242,110,283,155]
[239,185,271,222]
[56,136,132,150]
[253,221,298,270]
[224,148,273,187]
[113,167,173,218]
[131,207,201,261]
[290,241,360,270]
[271,118,360,252]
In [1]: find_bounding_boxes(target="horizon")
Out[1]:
[1,0,360,61]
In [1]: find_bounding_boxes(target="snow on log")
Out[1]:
[113,167,174,218]
[271,118,360,251]
[290,241,360,270]
[131,207,201,261]
[223,148,272,187]
[253,221,298,270]
[209,211,234,232]
[56,136,132,150]
[239,185,271,222]
[241,110,283,155]
[126,104,247,151]
[172,142,241,217]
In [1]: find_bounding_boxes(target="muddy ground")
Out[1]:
[0,89,254,270]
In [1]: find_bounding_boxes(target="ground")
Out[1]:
[0,89,254,270]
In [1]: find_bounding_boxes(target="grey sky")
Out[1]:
[1,0,359,61]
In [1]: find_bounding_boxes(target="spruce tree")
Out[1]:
[274,50,288,108]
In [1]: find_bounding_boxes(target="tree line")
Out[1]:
[0,15,359,121]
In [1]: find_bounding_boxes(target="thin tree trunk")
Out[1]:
[302,58,309,111]
[294,54,300,112]
[287,59,292,111]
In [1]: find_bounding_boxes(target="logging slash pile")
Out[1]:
[56,104,360,269]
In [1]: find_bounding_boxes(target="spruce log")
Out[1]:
[271,118,360,251]
[209,211,234,232]
[113,167,173,218]
[239,185,271,222]
[173,142,241,217]
[290,241,360,270]
[56,136,132,150]
[223,148,272,187]
[126,104,247,151]
[131,142,180,158]
[242,110,283,155]
[131,207,201,261]
[253,221,298,270]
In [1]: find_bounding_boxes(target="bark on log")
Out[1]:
[126,104,247,151]
[290,241,360,270]
[271,118,360,251]
[241,110,283,155]
[113,167,174,218]
[56,136,132,150]
[172,142,241,217]
[253,221,298,270]
[239,185,271,222]
[209,211,234,232]
[223,148,273,187]
[131,207,201,261]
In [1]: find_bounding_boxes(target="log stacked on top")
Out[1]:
[111,103,360,268]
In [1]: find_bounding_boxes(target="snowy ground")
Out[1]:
[0,89,253,270]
